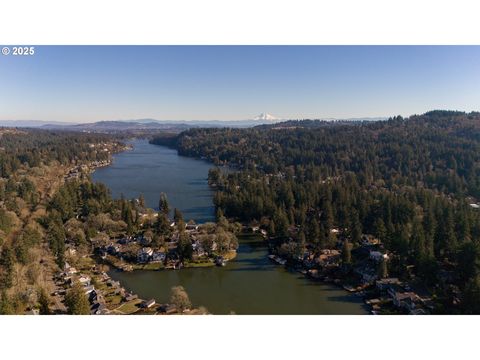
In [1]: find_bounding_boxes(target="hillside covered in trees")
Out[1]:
[0,129,125,314]
[151,111,480,313]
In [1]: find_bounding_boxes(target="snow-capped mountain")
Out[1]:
[253,113,280,121]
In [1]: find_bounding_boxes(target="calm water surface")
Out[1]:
[93,139,215,223]
[110,235,368,314]
[98,139,368,314]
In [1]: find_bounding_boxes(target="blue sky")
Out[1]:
[1,46,480,122]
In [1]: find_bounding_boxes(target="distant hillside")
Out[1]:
[1,116,388,132]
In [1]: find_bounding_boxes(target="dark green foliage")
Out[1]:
[0,247,14,289]
[177,232,193,261]
[65,283,90,315]
[38,288,51,315]
[158,192,169,215]
[151,111,480,291]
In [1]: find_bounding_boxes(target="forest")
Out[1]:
[0,129,124,314]
[151,110,480,313]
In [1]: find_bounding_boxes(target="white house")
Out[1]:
[137,247,154,263]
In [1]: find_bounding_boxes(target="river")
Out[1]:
[93,139,368,314]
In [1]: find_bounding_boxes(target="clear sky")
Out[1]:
[1,46,480,122]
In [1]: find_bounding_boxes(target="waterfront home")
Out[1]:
[186,224,199,232]
[137,247,154,263]
[107,279,121,288]
[151,251,166,263]
[142,299,156,308]
[159,304,177,314]
[316,249,341,267]
[107,244,121,255]
[124,293,138,302]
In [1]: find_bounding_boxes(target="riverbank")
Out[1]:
[85,140,367,314]
[264,236,434,315]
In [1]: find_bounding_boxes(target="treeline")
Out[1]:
[0,129,121,314]
[0,129,115,177]
[152,110,480,313]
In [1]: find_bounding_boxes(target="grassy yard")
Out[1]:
[132,262,165,270]
[116,299,143,314]
[185,261,215,268]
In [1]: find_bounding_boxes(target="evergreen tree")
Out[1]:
[158,193,170,216]
[378,257,388,278]
[0,247,14,289]
[174,208,184,223]
[38,288,51,315]
[342,240,352,265]
[65,283,90,315]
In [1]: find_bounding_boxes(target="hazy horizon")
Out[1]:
[1,46,480,123]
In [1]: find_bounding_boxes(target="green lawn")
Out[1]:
[116,299,142,314]
[132,262,165,270]
[185,261,215,268]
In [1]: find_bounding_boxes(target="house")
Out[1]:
[107,279,121,288]
[124,293,138,302]
[316,249,341,267]
[91,302,109,315]
[78,275,91,287]
[469,203,480,209]
[83,285,95,295]
[186,224,199,231]
[65,266,78,276]
[137,247,154,263]
[151,251,166,263]
[141,299,156,308]
[66,247,77,256]
[89,290,99,303]
[107,243,121,255]
[159,303,177,314]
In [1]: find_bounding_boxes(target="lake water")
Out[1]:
[97,139,368,314]
[92,139,215,223]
